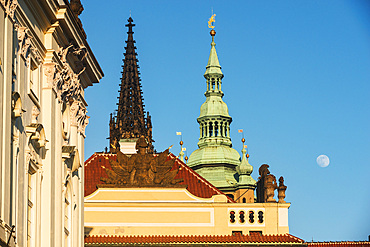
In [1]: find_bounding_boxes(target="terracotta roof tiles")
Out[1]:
[84,152,234,202]
[308,242,370,247]
[84,233,305,245]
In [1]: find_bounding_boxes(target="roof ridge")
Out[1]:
[84,234,307,244]
[84,153,98,167]
[170,153,234,202]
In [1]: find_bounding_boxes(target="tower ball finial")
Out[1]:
[180,140,183,146]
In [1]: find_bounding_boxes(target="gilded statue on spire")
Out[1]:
[208,14,216,29]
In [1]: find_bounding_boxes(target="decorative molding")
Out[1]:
[15,24,43,67]
[31,106,40,123]
[15,24,32,66]
[43,44,86,103]
[43,43,89,133]
[11,91,23,118]
[0,0,18,21]
[70,100,89,135]
[43,62,57,88]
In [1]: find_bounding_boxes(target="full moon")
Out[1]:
[316,155,330,167]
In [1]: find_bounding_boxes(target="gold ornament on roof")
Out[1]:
[208,14,216,29]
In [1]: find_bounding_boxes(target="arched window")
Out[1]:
[242,197,246,203]
[215,122,218,137]
[209,122,213,137]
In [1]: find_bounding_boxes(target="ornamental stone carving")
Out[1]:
[70,100,89,135]
[11,92,23,118]
[256,164,279,203]
[278,176,287,203]
[16,25,32,65]
[0,0,18,21]
[101,137,184,187]
[31,106,40,123]
[43,62,57,88]
[16,25,43,67]
[43,43,88,133]
[54,65,83,103]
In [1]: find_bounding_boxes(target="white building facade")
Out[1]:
[0,0,103,246]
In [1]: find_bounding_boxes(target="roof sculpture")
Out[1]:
[101,137,183,186]
[84,151,234,202]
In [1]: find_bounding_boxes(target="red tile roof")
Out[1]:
[308,242,370,247]
[84,152,234,202]
[84,233,305,245]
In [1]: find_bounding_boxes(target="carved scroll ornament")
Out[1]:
[0,0,18,21]
[70,100,89,135]
[15,25,43,67]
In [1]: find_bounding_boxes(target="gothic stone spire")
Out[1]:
[109,17,153,153]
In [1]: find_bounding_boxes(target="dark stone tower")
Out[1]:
[109,17,153,153]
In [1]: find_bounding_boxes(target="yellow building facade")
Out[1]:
[0,0,102,246]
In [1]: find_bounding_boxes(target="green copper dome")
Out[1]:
[187,29,240,192]
[199,95,230,118]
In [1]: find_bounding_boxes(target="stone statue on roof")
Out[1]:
[101,136,183,187]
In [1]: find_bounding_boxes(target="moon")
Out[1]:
[316,155,330,167]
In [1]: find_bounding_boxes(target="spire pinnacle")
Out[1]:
[236,138,256,187]
[204,27,223,77]
[126,17,135,34]
[109,17,154,153]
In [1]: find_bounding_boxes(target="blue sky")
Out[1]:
[80,0,370,241]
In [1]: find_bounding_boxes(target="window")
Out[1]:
[226,194,234,200]
[232,231,242,236]
[214,122,218,137]
[29,61,39,101]
[209,122,213,137]
[27,170,36,247]
[249,231,262,235]
[64,186,72,247]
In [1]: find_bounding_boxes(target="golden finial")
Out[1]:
[185,156,188,161]
[208,14,216,29]
[180,140,183,146]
